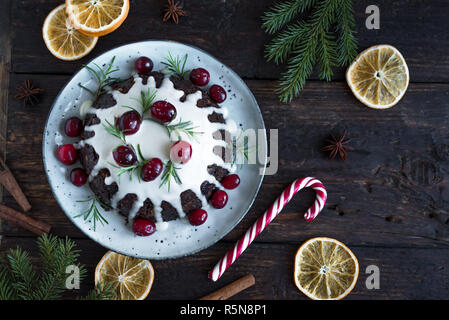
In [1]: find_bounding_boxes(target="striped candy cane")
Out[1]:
[208,177,327,282]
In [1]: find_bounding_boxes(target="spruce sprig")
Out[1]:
[75,197,110,231]
[0,234,116,300]
[161,52,190,78]
[262,0,357,102]
[78,56,121,100]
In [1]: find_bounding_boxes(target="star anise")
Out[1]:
[14,80,44,106]
[321,130,354,161]
[163,0,187,24]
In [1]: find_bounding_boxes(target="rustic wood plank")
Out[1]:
[0,0,11,235]
[3,73,449,249]
[10,0,449,82]
[1,236,448,299]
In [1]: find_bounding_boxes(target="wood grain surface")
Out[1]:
[1,0,449,300]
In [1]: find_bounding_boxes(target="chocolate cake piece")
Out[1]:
[89,168,118,210]
[110,77,135,94]
[161,201,178,221]
[208,164,230,182]
[117,193,137,219]
[81,113,100,140]
[180,190,202,213]
[213,146,232,163]
[201,181,217,200]
[170,75,198,101]
[135,198,155,221]
[79,144,99,175]
[139,72,164,88]
[92,93,116,109]
[197,89,219,108]
[208,112,225,124]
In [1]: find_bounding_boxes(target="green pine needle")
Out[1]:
[75,197,110,231]
[263,0,358,102]
[159,160,182,191]
[0,234,113,300]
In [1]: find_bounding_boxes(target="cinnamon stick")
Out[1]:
[0,204,51,236]
[0,158,31,212]
[199,274,255,300]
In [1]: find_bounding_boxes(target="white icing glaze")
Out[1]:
[81,74,234,229]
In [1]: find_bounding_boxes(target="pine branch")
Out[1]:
[276,0,338,102]
[265,20,308,64]
[75,197,110,231]
[33,235,86,300]
[79,56,121,100]
[7,248,37,300]
[336,0,358,65]
[82,282,117,300]
[161,52,190,78]
[0,261,16,300]
[262,0,358,102]
[262,0,316,34]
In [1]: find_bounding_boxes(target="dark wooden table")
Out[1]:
[1,0,449,300]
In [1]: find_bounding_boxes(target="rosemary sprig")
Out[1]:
[227,130,257,168]
[131,88,157,115]
[78,56,121,100]
[103,119,127,143]
[165,119,204,141]
[108,145,149,183]
[74,197,109,231]
[159,160,182,191]
[161,52,190,78]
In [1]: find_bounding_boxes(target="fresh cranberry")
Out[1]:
[70,168,88,186]
[189,68,210,86]
[170,140,192,164]
[211,190,228,209]
[64,117,83,137]
[118,110,141,135]
[188,209,208,226]
[135,56,154,74]
[141,158,163,181]
[57,144,78,165]
[209,85,227,103]
[151,101,177,123]
[133,218,156,236]
[112,145,137,167]
[221,174,240,190]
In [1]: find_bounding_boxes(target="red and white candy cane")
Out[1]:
[208,177,327,282]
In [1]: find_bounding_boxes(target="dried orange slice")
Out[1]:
[294,237,359,300]
[95,251,155,300]
[346,45,409,109]
[42,4,98,61]
[66,0,130,37]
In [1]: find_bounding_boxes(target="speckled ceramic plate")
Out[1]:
[43,41,266,259]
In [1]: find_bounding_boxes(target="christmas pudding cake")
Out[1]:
[56,54,242,236]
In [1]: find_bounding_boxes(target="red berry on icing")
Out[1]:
[189,68,210,86]
[221,174,240,190]
[209,85,226,103]
[70,168,88,186]
[118,110,141,135]
[112,145,137,167]
[141,158,163,182]
[133,218,156,236]
[57,144,78,165]
[151,101,177,123]
[170,140,192,164]
[64,117,83,137]
[211,190,228,209]
[188,209,208,226]
[135,56,154,74]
